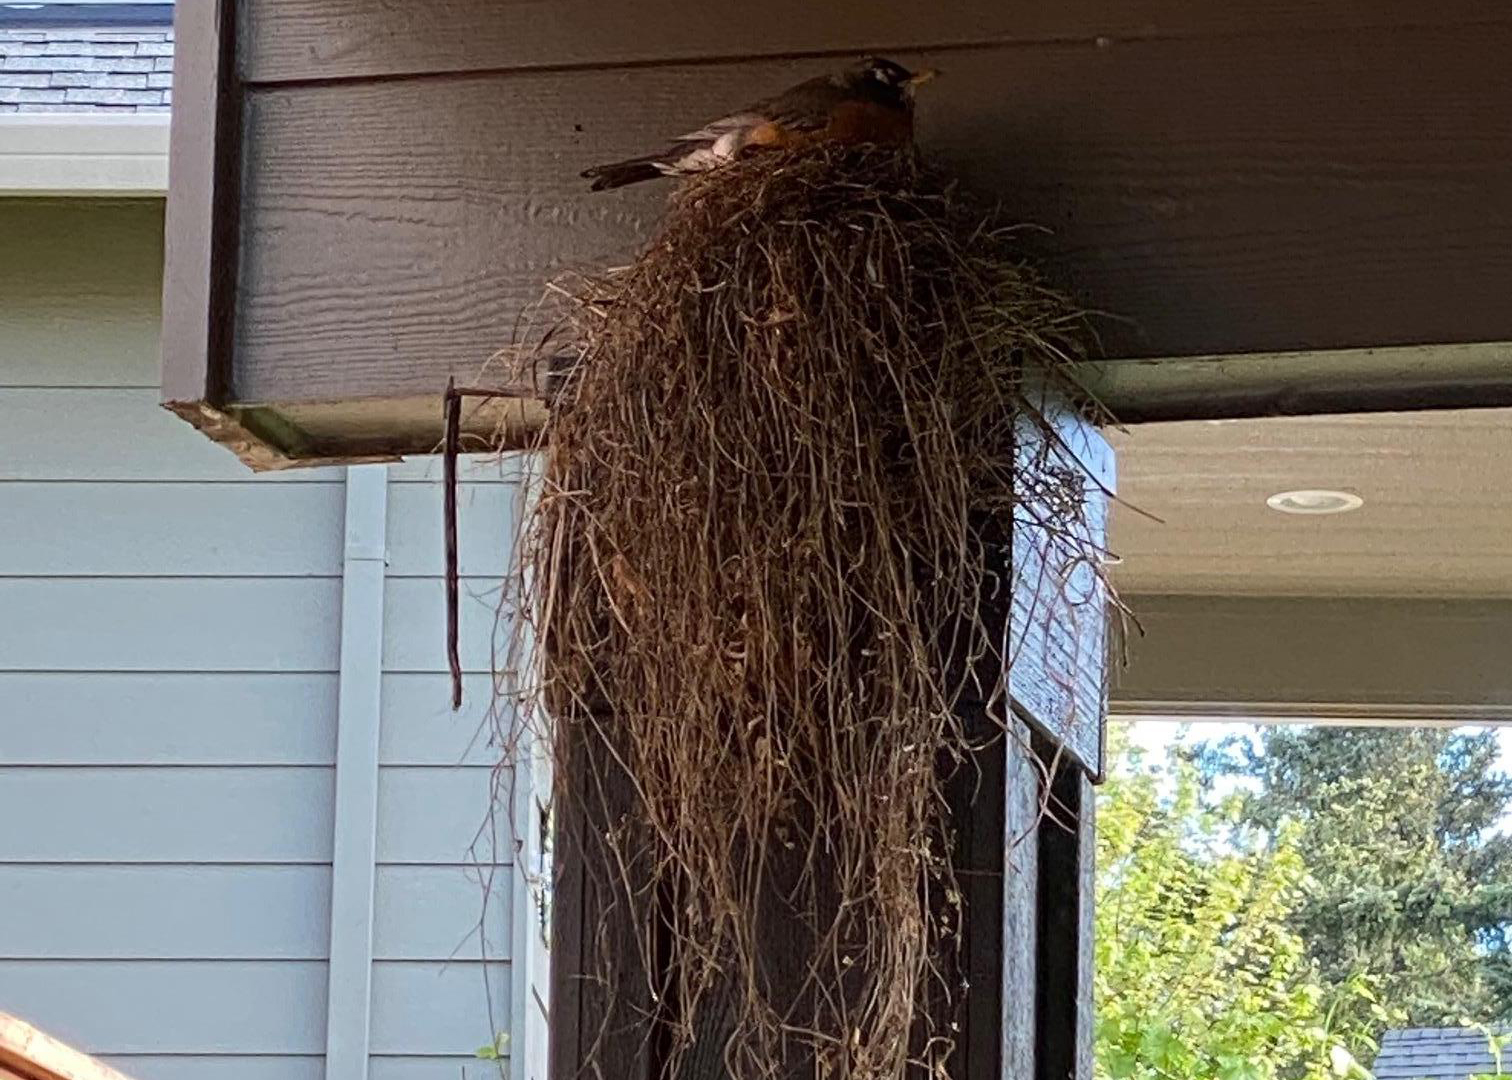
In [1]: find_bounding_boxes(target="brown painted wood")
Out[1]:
[230,23,1512,425]
[241,0,1512,83]
[548,714,653,1080]
[159,0,238,407]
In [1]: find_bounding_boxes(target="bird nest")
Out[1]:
[503,143,1105,1079]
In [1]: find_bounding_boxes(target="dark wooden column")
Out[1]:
[548,400,1112,1080]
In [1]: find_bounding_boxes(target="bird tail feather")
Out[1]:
[581,154,666,191]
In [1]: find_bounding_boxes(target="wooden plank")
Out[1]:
[159,0,238,409]
[945,708,1005,1079]
[386,480,520,579]
[1075,773,1096,1080]
[0,201,163,389]
[0,1012,139,1080]
[368,961,511,1056]
[374,767,513,865]
[507,719,553,1080]
[1111,596,1512,721]
[240,0,1512,83]
[100,1059,324,1080]
[372,865,513,961]
[377,674,507,767]
[1001,720,1040,1079]
[0,673,336,765]
[1009,396,1113,777]
[1033,753,1091,1080]
[0,866,330,960]
[232,27,1512,411]
[0,390,339,482]
[0,961,328,1055]
[0,483,343,577]
[1083,342,1512,425]
[0,579,342,673]
[0,767,334,863]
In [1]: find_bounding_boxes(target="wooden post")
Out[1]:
[548,399,1112,1080]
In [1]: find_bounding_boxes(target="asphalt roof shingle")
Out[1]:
[0,27,172,113]
[1373,1028,1507,1080]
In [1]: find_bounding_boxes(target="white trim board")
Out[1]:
[0,115,170,197]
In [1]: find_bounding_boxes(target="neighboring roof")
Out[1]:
[1373,1028,1505,1080]
[0,3,171,30]
[0,22,173,114]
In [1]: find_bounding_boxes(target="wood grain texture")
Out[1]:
[232,27,1512,411]
[1075,774,1096,1080]
[1001,721,1041,1080]
[1009,398,1113,777]
[240,0,1512,83]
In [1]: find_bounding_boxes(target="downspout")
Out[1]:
[324,464,390,1080]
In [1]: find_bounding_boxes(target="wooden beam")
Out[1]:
[1009,394,1114,778]
[166,1,1512,466]
[159,0,239,410]
[1081,343,1512,424]
[0,1013,138,1080]
[1111,595,1512,722]
[240,0,1512,84]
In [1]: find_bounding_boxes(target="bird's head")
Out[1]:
[848,56,939,103]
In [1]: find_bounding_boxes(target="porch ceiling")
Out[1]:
[1108,406,1512,599]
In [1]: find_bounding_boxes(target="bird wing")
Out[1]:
[672,74,847,143]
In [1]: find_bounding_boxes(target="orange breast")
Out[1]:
[823,100,915,146]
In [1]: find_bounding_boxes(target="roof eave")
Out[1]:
[0,113,169,197]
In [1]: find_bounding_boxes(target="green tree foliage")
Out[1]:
[1095,733,1382,1080]
[1212,727,1512,1034]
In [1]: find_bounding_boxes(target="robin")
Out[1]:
[581,57,938,191]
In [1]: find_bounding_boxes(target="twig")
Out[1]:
[443,379,523,712]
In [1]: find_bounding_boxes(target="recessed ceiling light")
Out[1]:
[1266,489,1364,516]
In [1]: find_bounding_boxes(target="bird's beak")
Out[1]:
[906,68,939,87]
